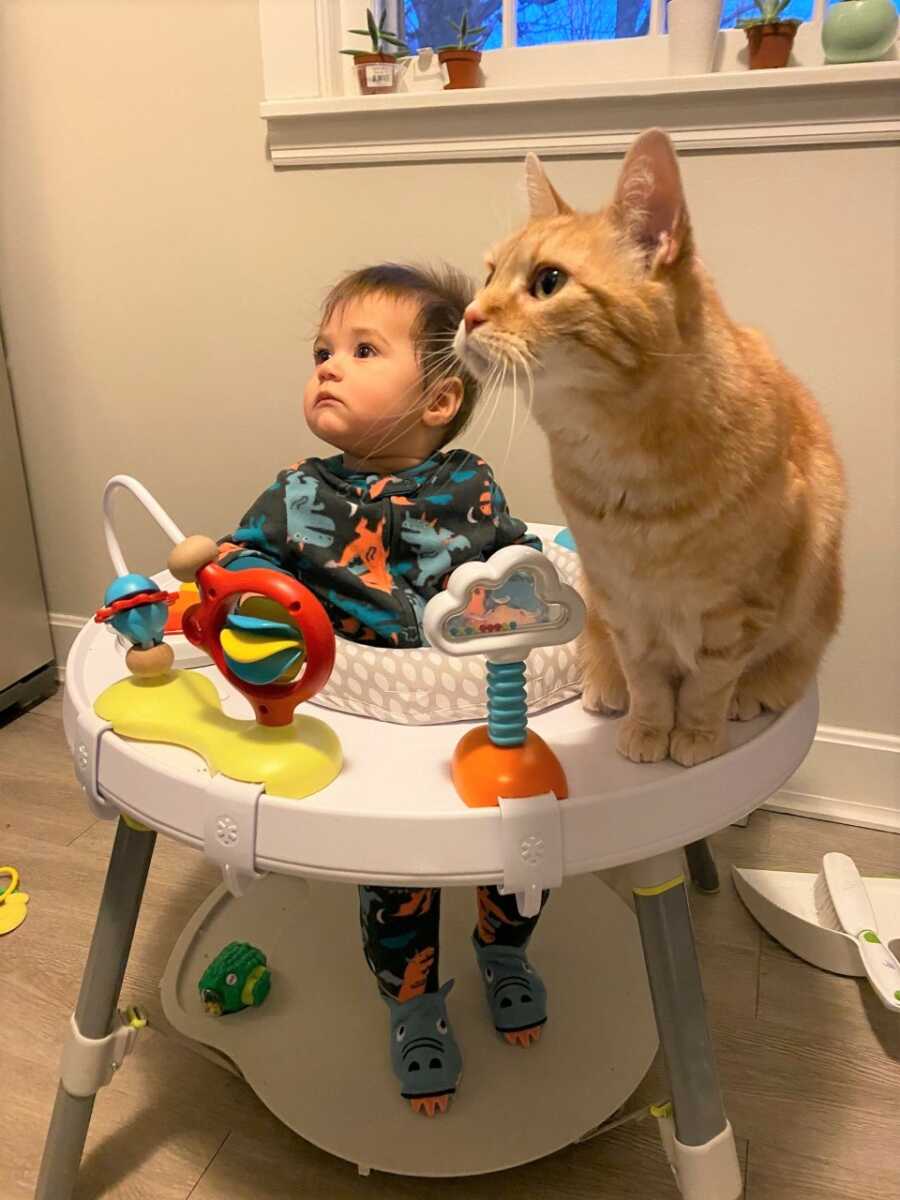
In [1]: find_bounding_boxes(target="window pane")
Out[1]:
[720,1,814,28]
[518,1,651,44]
[402,1,503,51]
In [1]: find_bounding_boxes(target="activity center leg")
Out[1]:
[632,851,742,1200]
[685,838,720,894]
[35,818,156,1200]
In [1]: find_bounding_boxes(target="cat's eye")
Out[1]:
[530,266,568,300]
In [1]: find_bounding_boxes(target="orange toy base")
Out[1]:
[451,727,568,809]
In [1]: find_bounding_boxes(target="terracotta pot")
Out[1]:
[353,53,401,95]
[438,48,482,90]
[744,21,800,69]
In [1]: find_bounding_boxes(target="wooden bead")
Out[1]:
[168,535,219,582]
[126,642,175,678]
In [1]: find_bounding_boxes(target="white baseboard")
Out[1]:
[767,724,900,835]
[49,613,85,683]
[49,614,899,834]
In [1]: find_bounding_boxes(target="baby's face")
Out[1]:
[305,295,425,462]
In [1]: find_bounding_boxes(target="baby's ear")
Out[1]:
[424,376,464,430]
[613,129,691,268]
[524,152,573,219]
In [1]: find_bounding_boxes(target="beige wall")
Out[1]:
[2,3,898,757]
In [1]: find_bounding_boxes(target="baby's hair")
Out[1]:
[320,262,479,447]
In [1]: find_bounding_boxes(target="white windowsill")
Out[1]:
[262,59,900,167]
[262,60,900,118]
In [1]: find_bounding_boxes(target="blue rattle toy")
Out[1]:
[94,572,179,677]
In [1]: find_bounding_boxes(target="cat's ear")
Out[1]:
[613,129,691,268]
[525,152,572,219]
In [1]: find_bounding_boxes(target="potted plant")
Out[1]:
[341,6,411,95]
[739,0,802,69]
[437,8,490,90]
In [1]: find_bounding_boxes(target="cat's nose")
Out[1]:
[464,305,486,334]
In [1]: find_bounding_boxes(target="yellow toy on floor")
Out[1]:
[0,867,29,935]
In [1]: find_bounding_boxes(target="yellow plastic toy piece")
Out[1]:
[125,1005,148,1029]
[94,670,341,800]
[0,867,29,936]
[220,627,304,665]
[239,595,300,625]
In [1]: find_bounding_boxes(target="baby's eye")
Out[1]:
[530,266,568,300]
[313,347,331,365]
[356,343,377,359]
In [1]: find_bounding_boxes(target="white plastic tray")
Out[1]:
[64,525,819,886]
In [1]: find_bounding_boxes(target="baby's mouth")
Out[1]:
[316,392,343,408]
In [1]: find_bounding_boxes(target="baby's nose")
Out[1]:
[464,304,486,334]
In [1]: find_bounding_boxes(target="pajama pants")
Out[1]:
[358,885,549,1002]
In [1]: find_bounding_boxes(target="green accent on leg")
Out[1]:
[862,931,880,944]
[121,814,151,833]
[895,991,900,1002]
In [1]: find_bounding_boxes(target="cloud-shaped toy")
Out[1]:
[423,545,585,663]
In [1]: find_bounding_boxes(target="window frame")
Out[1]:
[258,0,900,166]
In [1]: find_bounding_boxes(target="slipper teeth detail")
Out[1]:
[410,1094,450,1117]
[504,1026,543,1047]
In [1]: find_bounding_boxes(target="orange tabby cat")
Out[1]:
[456,129,845,768]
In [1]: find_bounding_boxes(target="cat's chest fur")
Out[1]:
[562,491,720,672]
[536,374,783,672]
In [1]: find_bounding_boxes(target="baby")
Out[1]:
[219,264,550,1116]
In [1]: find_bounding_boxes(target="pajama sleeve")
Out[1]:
[217,470,294,575]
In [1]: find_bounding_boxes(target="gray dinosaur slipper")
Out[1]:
[382,980,463,1116]
[472,938,547,1047]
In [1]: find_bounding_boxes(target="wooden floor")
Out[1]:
[2,691,899,1199]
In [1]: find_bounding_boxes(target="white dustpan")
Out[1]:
[732,867,900,976]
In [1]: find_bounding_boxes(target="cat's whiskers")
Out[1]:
[501,361,519,472]
[467,359,505,453]
[484,360,508,458]
[464,362,499,450]
[509,346,536,434]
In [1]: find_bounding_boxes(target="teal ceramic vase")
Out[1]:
[822,0,898,63]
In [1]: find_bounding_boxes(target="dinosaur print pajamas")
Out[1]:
[220,448,547,1001]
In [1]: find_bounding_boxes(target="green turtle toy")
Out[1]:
[198,941,271,1016]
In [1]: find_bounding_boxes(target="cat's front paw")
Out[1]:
[669,727,727,768]
[728,689,763,722]
[616,718,669,763]
[582,677,629,717]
